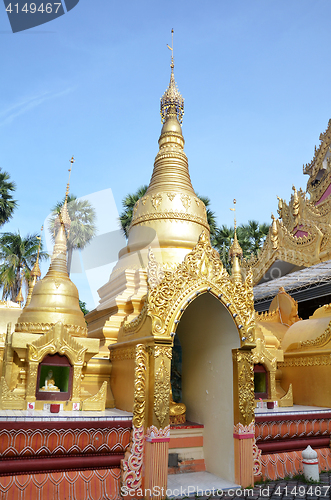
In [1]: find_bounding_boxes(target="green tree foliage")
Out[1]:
[0,232,48,301]
[79,300,89,316]
[0,169,17,226]
[213,221,269,270]
[49,194,97,274]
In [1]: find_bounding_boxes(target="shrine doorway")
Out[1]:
[176,292,240,483]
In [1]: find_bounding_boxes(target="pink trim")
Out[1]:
[302,460,318,465]
[316,180,331,205]
[293,225,308,238]
[233,433,255,440]
[145,437,170,443]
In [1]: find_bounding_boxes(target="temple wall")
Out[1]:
[110,357,135,412]
[177,293,240,483]
[280,362,331,407]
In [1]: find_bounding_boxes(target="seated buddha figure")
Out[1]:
[169,386,186,424]
[40,370,60,392]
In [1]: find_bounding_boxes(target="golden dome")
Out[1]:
[15,223,87,336]
[119,63,209,267]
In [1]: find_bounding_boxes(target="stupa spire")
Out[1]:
[229,199,243,284]
[122,33,209,265]
[15,161,86,336]
[25,226,43,306]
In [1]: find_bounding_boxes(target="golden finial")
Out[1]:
[55,158,74,238]
[229,199,243,285]
[65,156,75,203]
[160,29,184,125]
[25,226,43,307]
[16,271,24,307]
[166,28,174,69]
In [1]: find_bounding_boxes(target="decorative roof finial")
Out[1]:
[55,157,74,238]
[16,270,24,307]
[160,29,184,125]
[229,199,243,283]
[25,225,43,307]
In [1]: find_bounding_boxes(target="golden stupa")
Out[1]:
[87,43,210,347]
[16,221,87,337]
[0,177,114,411]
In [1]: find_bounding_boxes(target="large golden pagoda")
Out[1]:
[87,48,210,348]
[87,37,257,492]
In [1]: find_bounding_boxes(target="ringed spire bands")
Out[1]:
[122,38,209,261]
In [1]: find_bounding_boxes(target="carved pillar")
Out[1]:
[232,349,255,488]
[72,364,83,402]
[26,361,38,403]
[122,344,148,499]
[144,344,171,500]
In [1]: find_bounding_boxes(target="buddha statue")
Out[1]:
[40,370,60,392]
[169,387,186,424]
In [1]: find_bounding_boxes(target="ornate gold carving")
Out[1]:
[26,362,38,400]
[147,248,164,289]
[160,63,184,124]
[300,321,331,349]
[16,322,87,337]
[246,119,331,284]
[27,322,87,365]
[270,214,278,250]
[180,194,191,210]
[257,308,280,322]
[130,210,210,231]
[234,351,255,426]
[166,192,176,201]
[133,344,147,429]
[109,346,136,361]
[1,376,25,409]
[280,354,331,367]
[279,384,293,407]
[304,119,331,178]
[82,381,107,411]
[154,346,172,359]
[143,231,255,343]
[121,425,144,492]
[195,198,200,206]
[154,359,170,426]
[141,196,148,206]
[122,300,148,336]
[151,193,162,210]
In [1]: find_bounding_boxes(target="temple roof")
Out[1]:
[254,259,331,311]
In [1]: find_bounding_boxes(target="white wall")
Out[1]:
[177,292,240,482]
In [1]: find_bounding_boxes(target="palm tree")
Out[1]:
[213,224,235,271]
[119,185,148,238]
[49,194,97,274]
[239,220,269,257]
[119,187,218,242]
[0,169,17,226]
[0,232,48,301]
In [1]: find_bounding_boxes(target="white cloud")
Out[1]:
[0,87,74,126]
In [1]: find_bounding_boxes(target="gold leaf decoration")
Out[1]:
[154,359,170,426]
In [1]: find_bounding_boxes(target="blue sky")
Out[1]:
[1,0,330,308]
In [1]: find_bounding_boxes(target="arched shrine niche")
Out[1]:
[176,291,240,483]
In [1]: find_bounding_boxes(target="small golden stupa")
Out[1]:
[0,166,113,411]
